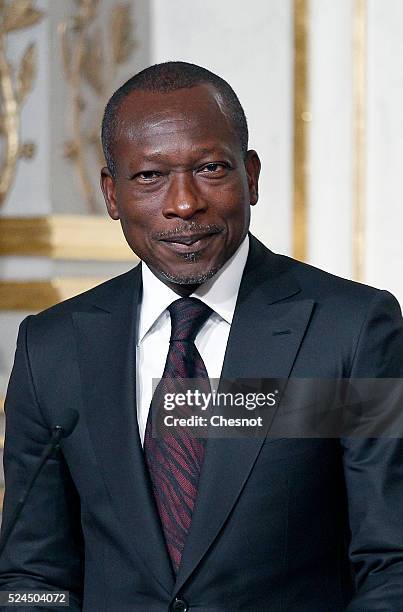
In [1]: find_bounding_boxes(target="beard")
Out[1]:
[151,221,225,286]
[157,261,220,286]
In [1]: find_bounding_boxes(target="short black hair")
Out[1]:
[101,61,249,176]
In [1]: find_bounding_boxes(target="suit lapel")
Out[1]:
[73,265,175,595]
[174,237,315,594]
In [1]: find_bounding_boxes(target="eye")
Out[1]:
[199,163,228,175]
[133,170,162,183]
[197,162,232,179]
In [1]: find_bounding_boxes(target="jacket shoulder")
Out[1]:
[249,235,401,315]
[267,246,393,301]
[31,264,141,320]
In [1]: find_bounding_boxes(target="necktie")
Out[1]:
[144,297,212,573]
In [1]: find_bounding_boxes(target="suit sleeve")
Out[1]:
[342,290,403,611]
[0,317,84,611]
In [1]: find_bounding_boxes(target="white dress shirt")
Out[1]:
[136,235,249,445]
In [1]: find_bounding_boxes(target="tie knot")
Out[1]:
[168,297,212,342]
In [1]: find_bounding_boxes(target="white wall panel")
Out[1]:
[366,0,403,304]
[308,0,354,279]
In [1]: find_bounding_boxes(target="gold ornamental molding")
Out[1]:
[0,277,111,310]
[293,0,309,262]
[59,0,135,214]
[352,0,367,282]
[0,0,44,208]
[0,215,137,260]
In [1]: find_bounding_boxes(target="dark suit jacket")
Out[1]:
[1,235,403,611]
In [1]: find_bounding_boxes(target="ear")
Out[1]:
[100,167,119,220]
[244,150,261,206]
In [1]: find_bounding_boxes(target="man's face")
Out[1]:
[101,83,260,295]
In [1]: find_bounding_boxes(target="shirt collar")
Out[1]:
[138,235,249,344]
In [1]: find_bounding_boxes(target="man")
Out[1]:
[1,62,403,611]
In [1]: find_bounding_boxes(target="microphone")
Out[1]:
[0,410,79,557]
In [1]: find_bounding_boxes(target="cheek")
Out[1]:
[202,189,250,224]
[223,197,251,226]
[214,180,245,200]
[197,170,247,200]
[115,188,161,226]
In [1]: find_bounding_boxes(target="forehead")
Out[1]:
[113,83,239,150]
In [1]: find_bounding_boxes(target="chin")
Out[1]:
[158,264,221,286]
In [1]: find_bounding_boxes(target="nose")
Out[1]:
[162,171,207,219]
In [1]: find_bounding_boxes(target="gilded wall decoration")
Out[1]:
[293,0,309,262]
[59,0,135,214]
[0,0,44,208]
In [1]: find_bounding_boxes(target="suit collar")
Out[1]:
[239,233,302,306]
[72,263,142,315]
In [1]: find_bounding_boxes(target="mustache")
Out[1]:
[152,222,224,240]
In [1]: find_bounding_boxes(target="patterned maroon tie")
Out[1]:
[144,297,212,573]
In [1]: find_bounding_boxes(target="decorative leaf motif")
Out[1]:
[17,42,36,104]
[82,29,104,94]
[64,141,79,160]
[3,0,44,33]
[19,141,36,159]
[110,3,135,65]
[73,0,100,12]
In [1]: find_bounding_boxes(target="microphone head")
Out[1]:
[53,410,79,438]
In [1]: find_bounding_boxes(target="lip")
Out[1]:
[159,231,220,253]
[162,232,217,245]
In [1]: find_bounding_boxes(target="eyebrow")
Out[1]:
[139,146,234,162]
